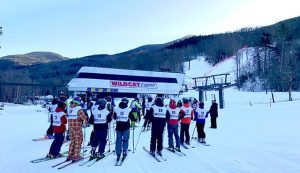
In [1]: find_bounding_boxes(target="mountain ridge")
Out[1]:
[0,51,69,66]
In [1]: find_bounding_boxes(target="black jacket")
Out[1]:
[208,102,218,117]
[89,106,113,131]
[149,99,168,127]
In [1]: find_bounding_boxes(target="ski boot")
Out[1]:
[116,155,121,162]
[156,150,162,156]
[90,147,97,159]
[46,153,54,158]
[122,151,127,158]
[149,150,155,156]
[167,146,175,152]
[175,147,181,152]
[97,152,105,159]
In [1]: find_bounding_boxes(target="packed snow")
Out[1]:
[1,54,300,173]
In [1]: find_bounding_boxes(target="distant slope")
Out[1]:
[0,52,69,66]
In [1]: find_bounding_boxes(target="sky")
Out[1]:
[0,0,299,58]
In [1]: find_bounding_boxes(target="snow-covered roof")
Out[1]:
[67,67,184,94]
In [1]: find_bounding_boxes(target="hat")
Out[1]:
[71,96,81,105]
[155,97,164,106]
[169,99,176,105]
[147,97,153,102]
[182,98,189,103]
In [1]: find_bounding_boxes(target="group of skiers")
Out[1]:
[44,95,218,163]
[46,96,87,161]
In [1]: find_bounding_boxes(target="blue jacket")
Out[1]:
[194,108,208,124]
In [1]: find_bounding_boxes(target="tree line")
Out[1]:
[0,16,300,102]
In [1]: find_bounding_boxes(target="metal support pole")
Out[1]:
[198,90,204,102]
[219,88,224,109]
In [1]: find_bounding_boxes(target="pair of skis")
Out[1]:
[32,136,53,141]
[114,155,127,166]
[181,143,195,149]
[30,149,88,163]
[30,150,70,163]
[52,157,88,170]
[51,151,91,169]
[143,147,167,162]
[114,149,133,166]
[30,156,65,163]
[80,150,114,167]
[163,147,186,156]
[191,137,211,146]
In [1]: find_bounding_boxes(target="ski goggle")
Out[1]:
[70,100,80,105]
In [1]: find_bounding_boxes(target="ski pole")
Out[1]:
[191,123,197,139]
[134,127,143,151]
[108,123,111,152]
[132,126,135,153]
[113,122,116,142]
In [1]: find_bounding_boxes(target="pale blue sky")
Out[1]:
[0,0,299,58]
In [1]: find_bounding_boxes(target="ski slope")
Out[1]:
[184,56,236,90]
[1,54,300,173]
[1,91,300,173]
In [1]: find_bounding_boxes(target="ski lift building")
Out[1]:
[67,67,185,98]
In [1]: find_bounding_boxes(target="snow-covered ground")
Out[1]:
[1,89,300,173]
[1,52,300,173]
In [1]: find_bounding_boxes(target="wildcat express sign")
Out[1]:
[67,67,184,95]
[110,81,158,89]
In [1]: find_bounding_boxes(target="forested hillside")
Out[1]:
[0,16,299,102]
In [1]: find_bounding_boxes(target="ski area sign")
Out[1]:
[110,81,158,89]
[67,67,184,95]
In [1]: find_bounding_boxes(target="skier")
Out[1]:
[46,101,67,158]
[178,98,194,145]
[113,97,136,161]
[208,99,218,129]
[89,99,113,158]
[81,97,89,119]
[192,98,199,111]
[141,96,146,116]
[194,102,208,143]
[46,98,59,139]
[148,97,168,156]
[166,99,181,152]
[130,97,141,127]
[105,96,114,113]
[177,100,183,108]
[66,97,88,162]
[87,96,97,146]
[142,97,153,131]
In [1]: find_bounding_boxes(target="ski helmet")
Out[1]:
[98,99,106,110]
[121,97,129,105]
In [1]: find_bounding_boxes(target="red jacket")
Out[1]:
[168,103,179,125]
[179,103,194,124]
[51,107,67,133]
